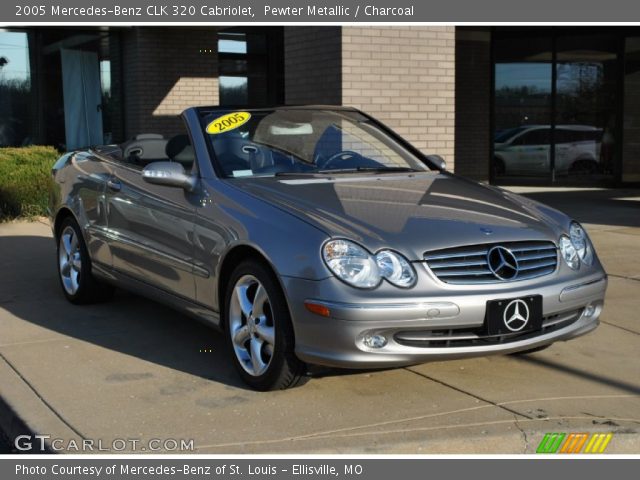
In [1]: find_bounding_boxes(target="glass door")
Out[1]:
[493,34,553,183]
[493,28,622,186]
[555,34,618,184]
[623,37,640,183]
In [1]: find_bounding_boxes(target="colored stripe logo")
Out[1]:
[537,433,613,454]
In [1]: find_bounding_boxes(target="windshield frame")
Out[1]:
[197,106,441,179]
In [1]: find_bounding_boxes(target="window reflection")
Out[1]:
[494,35,552,180]
[623,37,640,182]
[217,28,282,107]
[220,76,248,105]
[0,30,33,146]
[493,31,618,184]
[556,34,618,181]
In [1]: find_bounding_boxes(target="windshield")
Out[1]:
[200,109,433,178]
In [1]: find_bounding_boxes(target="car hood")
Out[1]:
[228,172,568,260]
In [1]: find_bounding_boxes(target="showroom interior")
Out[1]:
[1,25,639,186]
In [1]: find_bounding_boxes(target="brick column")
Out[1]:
[341,26,456,170]
[454,27,492,181]
[120,27,219,139]
[283,27,342,105]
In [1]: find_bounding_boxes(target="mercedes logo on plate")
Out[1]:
[503,299,530,332]
[487,246,519,280]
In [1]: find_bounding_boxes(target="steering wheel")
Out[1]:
[321,151,362,170]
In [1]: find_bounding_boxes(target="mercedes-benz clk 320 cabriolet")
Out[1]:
[49,106,607,390]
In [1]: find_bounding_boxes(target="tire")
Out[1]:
[56,217,114,304]
[569,159,597,176]
[492,157,506,177]
[224,260,306,390]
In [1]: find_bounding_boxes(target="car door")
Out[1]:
[70,150,113,269]
[554,128,573,173]
[105,134,199,301]
[513,128,551,175]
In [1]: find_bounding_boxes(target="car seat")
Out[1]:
[165,134,195,169]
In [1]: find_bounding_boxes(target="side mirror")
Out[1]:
[426,154,447,171]
[142,161,197,192]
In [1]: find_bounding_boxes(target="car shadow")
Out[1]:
[0,235,251,390]
[516,355,640,395]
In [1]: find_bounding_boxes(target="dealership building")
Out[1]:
[1,26,639,186]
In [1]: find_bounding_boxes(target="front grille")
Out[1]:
[424,241,558,285]
[394,307,583,348]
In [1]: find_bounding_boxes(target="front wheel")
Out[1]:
[57,217,113,304]
[224,260,306,390]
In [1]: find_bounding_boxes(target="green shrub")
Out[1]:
[0,146,59,220]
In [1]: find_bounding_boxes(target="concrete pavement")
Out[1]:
[0,188,639,454]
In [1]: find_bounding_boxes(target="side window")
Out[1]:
[555,129,572,144]
[513,131,532,146]
[517,129,550,146]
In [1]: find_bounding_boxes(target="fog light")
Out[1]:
[363,334,387,349]
[584,304,596,318]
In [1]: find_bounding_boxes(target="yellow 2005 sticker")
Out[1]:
[206,111,251,134]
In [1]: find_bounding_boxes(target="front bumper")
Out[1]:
[283,271,607,369]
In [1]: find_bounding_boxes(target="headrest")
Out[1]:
[165,134,195,165]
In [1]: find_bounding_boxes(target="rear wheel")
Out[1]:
[569,159,597,176]
[224,260,306,390]
[57,217,113,304]
[492,157,506,177]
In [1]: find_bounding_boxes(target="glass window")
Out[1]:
[623,37,640,182]
[218,32,248,54]
[217,29,282,107]
[555,34,617,182]
[0,30,33,146]
[493,30,620,185]
[493,35,552,179]
[219,76,248,105]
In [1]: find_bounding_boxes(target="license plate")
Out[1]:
[485,295,543,336]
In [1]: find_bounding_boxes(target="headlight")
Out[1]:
[323,240,380,288]
[559,235,580,270]
[569,221,593,266]
[322,240,416,289]
[375,250,417,288]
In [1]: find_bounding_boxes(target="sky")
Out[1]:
[0,31,30,83]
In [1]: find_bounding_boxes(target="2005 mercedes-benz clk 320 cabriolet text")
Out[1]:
[49,106,608,390]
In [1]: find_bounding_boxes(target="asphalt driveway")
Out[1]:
[0,187,638,454]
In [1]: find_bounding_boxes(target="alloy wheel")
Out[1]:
[58,225,82,295]
[228,274,276,376]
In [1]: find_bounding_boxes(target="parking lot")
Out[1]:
[0,187,639,454]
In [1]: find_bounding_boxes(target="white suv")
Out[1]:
[494,125,602,176]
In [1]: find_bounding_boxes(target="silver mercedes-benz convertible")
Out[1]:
[49,106,607,390]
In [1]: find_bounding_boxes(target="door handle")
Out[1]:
[107,179,122,192]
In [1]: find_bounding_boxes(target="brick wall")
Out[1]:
[341,26,456,169]
[121,27,218,139]
[284,27,342,105]
[454,27,492,181]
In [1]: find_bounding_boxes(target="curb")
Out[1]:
[0,353,79,454]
